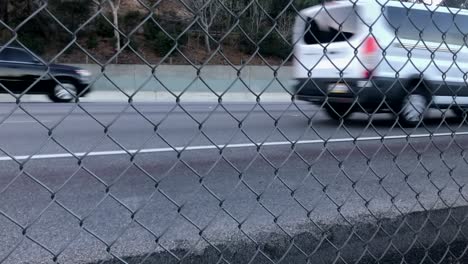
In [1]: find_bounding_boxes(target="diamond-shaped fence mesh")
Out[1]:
[2,0,468,263]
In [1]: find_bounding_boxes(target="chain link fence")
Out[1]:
[2,0,468,263]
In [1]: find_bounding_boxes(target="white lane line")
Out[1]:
[1,131,468,162]
[3,120,49,124]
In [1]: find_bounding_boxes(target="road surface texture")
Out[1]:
[0,102,468,264]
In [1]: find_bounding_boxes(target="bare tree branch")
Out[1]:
[107,0,121,52]
[185,0,224,53]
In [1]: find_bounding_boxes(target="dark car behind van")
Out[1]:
[0,46,92,102]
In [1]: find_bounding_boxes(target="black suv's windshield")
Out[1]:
[0,48,36,63]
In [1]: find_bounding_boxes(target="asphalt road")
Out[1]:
[1,102,468,264]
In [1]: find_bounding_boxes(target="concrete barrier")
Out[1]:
[0,65,296,103]
[71,64,295,101]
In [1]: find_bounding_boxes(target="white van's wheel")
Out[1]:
[399,93,428,127]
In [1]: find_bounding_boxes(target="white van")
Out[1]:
[293,0,468,126]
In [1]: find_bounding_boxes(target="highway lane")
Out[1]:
[0,102,465,157]
[0,102,468,263]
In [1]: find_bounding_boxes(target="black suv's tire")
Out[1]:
[48,80,78,103]
[325,104,352,121]
[399,90,429,127]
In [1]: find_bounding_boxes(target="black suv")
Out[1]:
[0,46,92,102]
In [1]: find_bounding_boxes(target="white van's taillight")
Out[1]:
[362,36,378,79]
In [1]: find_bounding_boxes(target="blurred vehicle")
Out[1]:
[0,46,92,103]
[293,0,468,126]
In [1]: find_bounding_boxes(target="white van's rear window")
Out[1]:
[303,6,360,45]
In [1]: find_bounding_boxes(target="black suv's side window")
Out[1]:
[0,48,35,63]
[0,48,8,61]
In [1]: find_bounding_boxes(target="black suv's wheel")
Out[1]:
[325,104,352,121]
[48,81,78,103]
[399,91,428,127]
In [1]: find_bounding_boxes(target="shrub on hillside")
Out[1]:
[144,21,188,56]
[240,28,291,60]
[87,34,98,49]
[259,31,291,59]
[120,36,140,51]
[18,34,46,55]
[49,0,93,31]
[17,19,47,55]
[95,15,114,38]
[151,32,174,56]
[143,22,161,41]
[122,11,145,34]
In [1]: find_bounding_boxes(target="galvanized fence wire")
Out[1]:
[1,0,468,263]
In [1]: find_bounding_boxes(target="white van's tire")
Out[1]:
[325,104,352,121]
[399,91,428,127]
